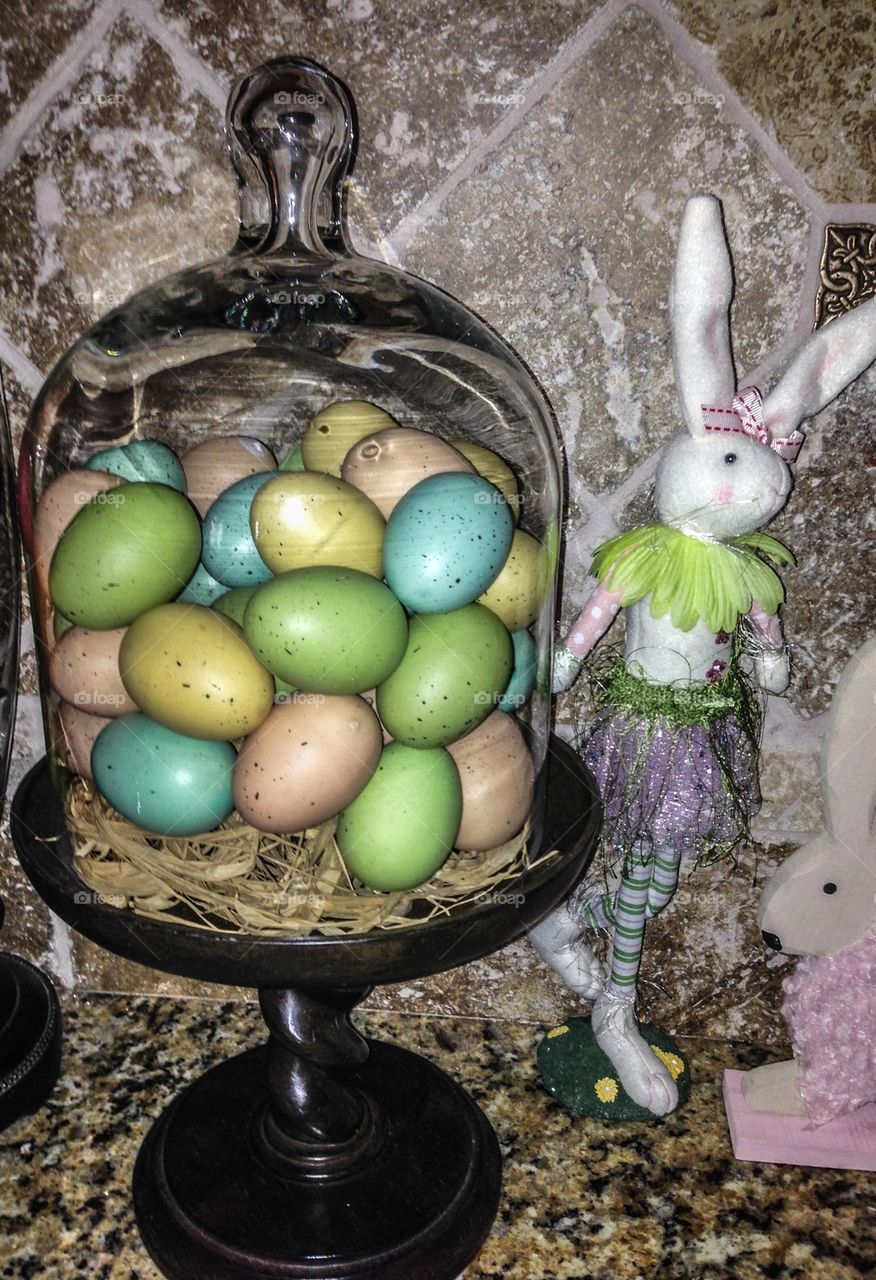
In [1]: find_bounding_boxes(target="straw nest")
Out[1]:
[66,780,558,937]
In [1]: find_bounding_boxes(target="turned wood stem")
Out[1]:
[257,985,375,1159]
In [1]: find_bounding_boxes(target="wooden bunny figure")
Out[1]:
[743,636,876,1125]
[532,194,876,1116]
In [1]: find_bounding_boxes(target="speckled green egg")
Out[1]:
[91,713,236,835]
[377,604,513,748]
[119,603,274,740]
[278,442,306,472]
[244,567,408,694]
[86,440,187,491]
[49,483,201,629]
[178,560,226,605]
[336,743,462,890]
[212,585,257,627]
[384,472,513,614]
[202,471,275,587]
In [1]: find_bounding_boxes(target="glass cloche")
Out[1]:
[17,57,562,913]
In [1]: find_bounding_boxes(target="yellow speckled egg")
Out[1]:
[181,436,276,517]
[301,401,397,477]
[233,693,383,833]
[341,427,476,518]
[49,626,137,717]
[119,603,274,740]
[452,440,521,523]
[57,701,111,781]
[477,529,548,632]
[250,472,385,577]
[447,711,534,850]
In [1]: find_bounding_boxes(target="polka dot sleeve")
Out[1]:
[563,584,625,659]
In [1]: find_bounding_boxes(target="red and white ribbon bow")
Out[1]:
[701,386,804,463]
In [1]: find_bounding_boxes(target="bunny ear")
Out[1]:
[821,634,876,853]
[761,295,876,441]
[670,195,737,438]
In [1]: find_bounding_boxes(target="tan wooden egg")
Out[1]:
[233,693,383,833]
[301,400,397,477]
[341,427,475,519]
[49,625,137,717]
[181,436,276,517]
[447,710,533,851]
[57,700,111,781]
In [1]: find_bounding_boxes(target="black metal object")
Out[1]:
[13,737,598,1280]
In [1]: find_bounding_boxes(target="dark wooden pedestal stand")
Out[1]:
[12,738,598,1280]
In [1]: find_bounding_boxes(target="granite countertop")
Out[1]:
[0,994,872,1279]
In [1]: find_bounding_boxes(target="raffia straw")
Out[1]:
[66,780,559,937]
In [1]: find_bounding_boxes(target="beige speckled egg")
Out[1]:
[301,401,397,477]
[49,626,137,717]
[447,711,533,851]
[477,529,547,632]
[34,469,124,601]
[452,440,521,523]
[341,427,475,519]
[233,693,383,833]
[119,603,274,740]
[181,436,276,517]
[57,701,111,781]
[250,472,385,577]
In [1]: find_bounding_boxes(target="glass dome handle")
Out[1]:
[226,57,356,255]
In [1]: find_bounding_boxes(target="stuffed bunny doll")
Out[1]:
[742,635,876,1124]
[533,194,876,1117]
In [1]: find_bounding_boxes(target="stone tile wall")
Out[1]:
[1,0,873,1044]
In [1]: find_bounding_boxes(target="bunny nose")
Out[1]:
[761,930,782,951]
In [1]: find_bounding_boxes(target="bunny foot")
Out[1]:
[529,902,605,1001]
[591,989,679,1116]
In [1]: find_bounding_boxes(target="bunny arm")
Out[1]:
[746,598,790,695]
[552,583,624,693]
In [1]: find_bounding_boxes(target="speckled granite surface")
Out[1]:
[0,0,873,1032]
[0,993,873,1279]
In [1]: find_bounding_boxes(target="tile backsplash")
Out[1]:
[2,0,873,1045]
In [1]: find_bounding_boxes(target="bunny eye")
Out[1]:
[823,882,838,895]
[724,452,737,465]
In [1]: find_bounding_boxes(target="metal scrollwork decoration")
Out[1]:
[814,223,876,329]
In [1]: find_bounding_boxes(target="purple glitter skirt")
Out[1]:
[582,665,761,860]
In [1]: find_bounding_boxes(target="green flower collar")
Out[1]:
[591,523,795,634]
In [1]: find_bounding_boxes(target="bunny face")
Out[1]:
[757,832,876,957]
[655,429,791,538]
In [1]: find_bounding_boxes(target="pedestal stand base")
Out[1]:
[134,1038,501,1280]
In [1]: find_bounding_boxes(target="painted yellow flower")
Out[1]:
[651,1045,685,1080]
[594,1076,618,1103]
[546,1025,569,1039]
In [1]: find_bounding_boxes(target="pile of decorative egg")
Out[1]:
[38,401,546,892]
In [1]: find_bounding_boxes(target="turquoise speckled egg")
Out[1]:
[336,743,462,890]
[178,560,227,605]
[91,713,236,835]
[498,629,537,712]
[383,472,513,613]
[49,482,201,629]
[85,440,187,491]
[202,471,275,587]
[377,604,513,748]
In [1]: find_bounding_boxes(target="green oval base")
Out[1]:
[537,1016,691,1121]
